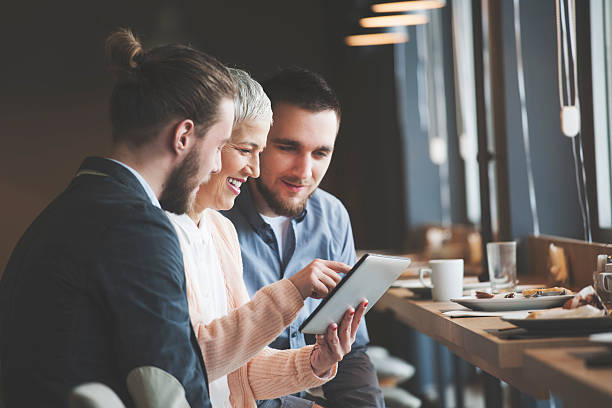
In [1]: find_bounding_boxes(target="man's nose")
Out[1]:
[292,154,312,180]
[211,150,222,174]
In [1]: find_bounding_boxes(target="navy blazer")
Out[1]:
[0,157,210,407]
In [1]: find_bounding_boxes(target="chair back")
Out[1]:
[69,383,126,408]
[127,366,190,408]
[527,235,612,289]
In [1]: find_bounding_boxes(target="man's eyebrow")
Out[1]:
[316,145,333,153]
[272,138,302,148]
[234,142,261,148]
[272,138,334,153]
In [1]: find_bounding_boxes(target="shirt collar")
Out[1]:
[107,158,161,208]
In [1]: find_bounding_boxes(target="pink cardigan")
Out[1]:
[183,210,336,408]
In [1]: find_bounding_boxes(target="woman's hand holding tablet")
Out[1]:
[309,299,368,377]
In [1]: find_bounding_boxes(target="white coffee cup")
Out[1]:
[419,259,464,301]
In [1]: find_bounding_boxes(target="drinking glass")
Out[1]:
[487,242,517,292]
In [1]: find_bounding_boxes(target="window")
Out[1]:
[591,0,612,228]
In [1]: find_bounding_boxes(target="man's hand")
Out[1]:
[309,299,368,377]
[288,259,349,300]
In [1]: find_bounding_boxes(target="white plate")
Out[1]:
[392,280,491,295]
[451,294,574,312]
[590,332,612,346]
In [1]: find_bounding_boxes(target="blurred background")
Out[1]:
[1,0,411,270]
[4,1,612,406]
[0,0,600,283]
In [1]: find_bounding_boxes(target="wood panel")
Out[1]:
[526,235,612,290]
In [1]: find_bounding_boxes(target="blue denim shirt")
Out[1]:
[222,183,369,349]
[223,184,384,408]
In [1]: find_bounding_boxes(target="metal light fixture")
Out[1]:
[372,0,446,13]
[359,13,429,28]
[429,137,447,165]
[345,31,409,47]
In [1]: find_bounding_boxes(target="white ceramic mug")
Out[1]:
[419,259,464,301]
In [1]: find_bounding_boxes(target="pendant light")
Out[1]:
[345,1,435,47]
[372,0,446,13]
[345,31,409,47]
[360,13,429,28]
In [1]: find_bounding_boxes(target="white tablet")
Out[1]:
[299,253,411,334]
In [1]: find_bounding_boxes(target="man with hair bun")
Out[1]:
[0,29,233,407]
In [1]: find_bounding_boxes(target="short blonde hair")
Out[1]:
[228,68,273,127]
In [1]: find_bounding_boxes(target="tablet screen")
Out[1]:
[299,253,411,334]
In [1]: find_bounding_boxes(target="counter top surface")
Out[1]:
[376,288,594,398]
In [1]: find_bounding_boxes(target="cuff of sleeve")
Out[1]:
[258,279,304,325]
[295,345,338,387]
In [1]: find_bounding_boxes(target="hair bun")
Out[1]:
[105,28,144,79]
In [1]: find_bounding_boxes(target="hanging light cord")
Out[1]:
[513,0,540,236]
[556,0,592,241]
[568,0,593,242]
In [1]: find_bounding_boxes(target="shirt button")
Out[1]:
[291,332,297,338]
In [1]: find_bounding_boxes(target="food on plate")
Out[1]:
[522,287,571,298]
[562,285,605,310]
[468,286,574,301]
[525,286,610,319]
[526,305,605,319]
[475,291,494,299]
[472,288,568,300]
[469,287,571,300]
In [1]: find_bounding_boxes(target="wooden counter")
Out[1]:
[375,288,593,398]
[523,346,612,407]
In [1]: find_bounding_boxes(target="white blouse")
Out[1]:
[166,210,231,408]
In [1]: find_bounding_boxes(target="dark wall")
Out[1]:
[1,0,408,270]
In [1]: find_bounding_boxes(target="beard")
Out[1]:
[254,177,315,218]
[159,144,203,215]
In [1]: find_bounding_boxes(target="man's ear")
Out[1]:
[171,119,196,156]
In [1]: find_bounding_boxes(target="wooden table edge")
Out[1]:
[523,347,612,407]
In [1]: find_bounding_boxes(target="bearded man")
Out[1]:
[0,29,234,408]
